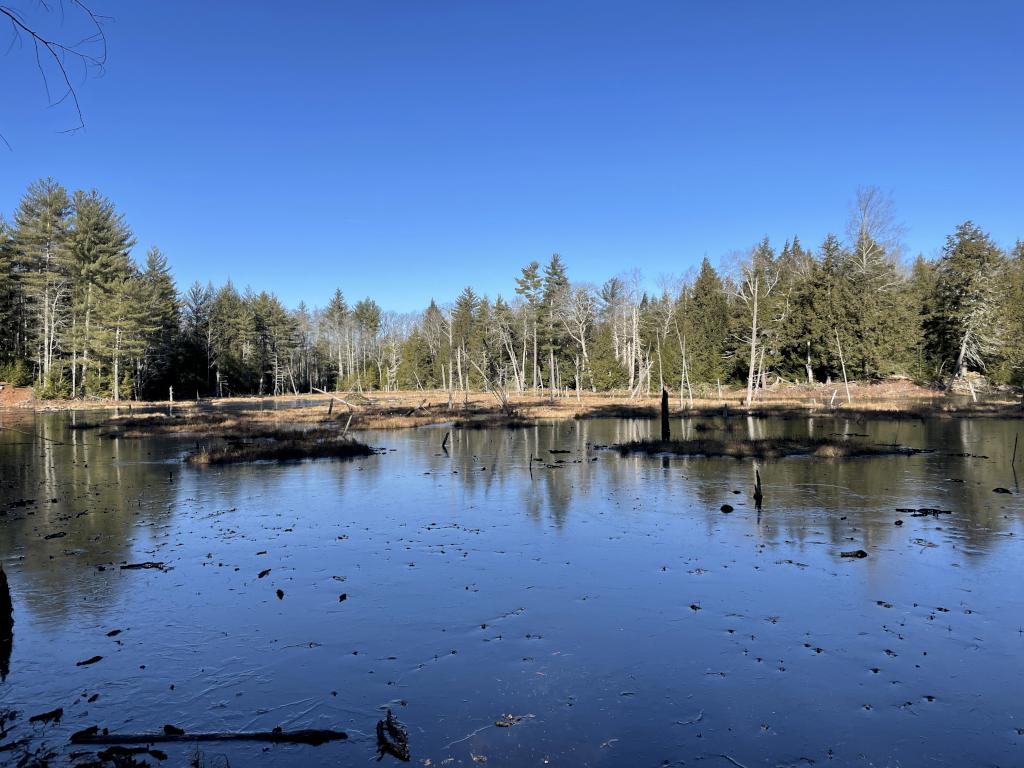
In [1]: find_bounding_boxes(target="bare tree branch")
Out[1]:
[0,0,108,148]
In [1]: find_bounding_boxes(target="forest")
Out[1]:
[1,178,1022,403]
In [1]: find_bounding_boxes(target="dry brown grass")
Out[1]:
[29,381,1024,440]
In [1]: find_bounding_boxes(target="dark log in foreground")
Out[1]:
[70,726,348,746]
[613,437,931,460]
[0,567,11,636]
[0,566,11,682]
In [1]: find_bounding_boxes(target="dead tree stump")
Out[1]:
[661,388,670,442]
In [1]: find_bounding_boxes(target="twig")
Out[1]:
[717,755,750,768]
[674,710,703,726]
[0,424,65,444]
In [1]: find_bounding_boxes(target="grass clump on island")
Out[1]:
[186,432,377,465]
[613,436,925,460]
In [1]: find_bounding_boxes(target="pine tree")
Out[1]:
[136,247,180,398]
[209,281,250,396]
[92,267,150,400]
[451,286,480,395]
[998,242,1024,386]
[0,216,27,370]
[14,178,71,392]
[932,222,1007,390]
[65,189,136,396]
[514,261,542,389]
[352,298,381,389]
[180,281,215,395]
[540,254,569,392]
[324,288,349,389]
[687,257,729,385]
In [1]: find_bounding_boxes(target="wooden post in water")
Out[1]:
[661,388,670,442]
[753,468,763,508]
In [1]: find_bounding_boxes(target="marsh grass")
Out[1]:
[73,380,1021,443]
[186,435,377,465]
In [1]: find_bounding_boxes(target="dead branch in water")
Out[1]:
[70,726,348,746]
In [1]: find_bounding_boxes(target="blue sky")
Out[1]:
[2,1,1021,311]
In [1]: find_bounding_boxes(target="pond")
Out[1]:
[0,411,1022,766]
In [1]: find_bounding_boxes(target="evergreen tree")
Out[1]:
[92,267,150,400]
[931,222,1006,389]
[179,281,215,396]
[998,242,1024,386]
[514,261,542,388]
[66,188,136,396]
[687,257,729,385]
[0,216,28,372]
[323,288,350,389]
[136,247,180,397]
[540,254,569,391]
[14,178,71,392]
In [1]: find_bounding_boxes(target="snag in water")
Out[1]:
[70,726,348,746]
[376,708,410,762]
[29,707,63,724]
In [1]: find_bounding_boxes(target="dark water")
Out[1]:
[1,411,1022,767]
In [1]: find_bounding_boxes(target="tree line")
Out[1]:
[1,179,1022,403]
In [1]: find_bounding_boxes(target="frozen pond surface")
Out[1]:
[1,411,1022,766]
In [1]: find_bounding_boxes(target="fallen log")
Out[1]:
[70,726,348,746]
[312,388,360,412]
[405,398,428,417]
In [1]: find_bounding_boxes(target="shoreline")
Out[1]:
[5,381,1022,429]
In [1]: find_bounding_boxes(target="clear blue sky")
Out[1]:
[2,1,1021,311]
